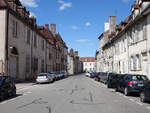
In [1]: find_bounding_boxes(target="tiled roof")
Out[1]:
[80,57,95,62]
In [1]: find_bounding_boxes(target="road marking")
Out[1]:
[129,98,134,102]
[146,107,150,111]
[0,101,7,105]
[136,102,143,106]
[123,95,128,98]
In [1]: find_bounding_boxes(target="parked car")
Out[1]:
[115,74,149,96]
[99,72,108,84]
[0,75,16,101]
[106,73,121,88]
[85,72,91,77]
[90,72,97,78]
[48,72,56,81]
[94,72,103,81]
[57,72,64,79]
[140,82,150,102]
[36,73,53,84]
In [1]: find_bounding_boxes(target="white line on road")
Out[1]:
[146,107,150,110]
[129,98,134,102]
[0,101,7,105]
[136,102,143,106]
[123,95,128,98]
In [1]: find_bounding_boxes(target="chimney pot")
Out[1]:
[45,24,49,30]
[50,24,56,34]
[109,16,117,34]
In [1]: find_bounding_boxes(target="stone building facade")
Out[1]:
[96,0,150,79]
[67,49,83,75]
[80,57,95,72]
[0,0,68,81]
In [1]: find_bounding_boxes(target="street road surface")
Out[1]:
[0,74,150,113]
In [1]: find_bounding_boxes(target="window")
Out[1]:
[13,3,17,11]
[130,56,134,70]
[27,29,30,44]
[26,55,30,73]
[143,20,147,40]
[135,24,140,42]
[142,52,147,61]
[33,58,38,72]
[136,55,141,70]
[41,60,44,72]
[49,53,52,60]
[12,20,18,37]
[4,77,11,84]
[34,35,37,48]
[132,27,135,43]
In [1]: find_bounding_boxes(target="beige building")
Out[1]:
[80,57,95,72]
[96,0,150,79]
[0,0,68,81]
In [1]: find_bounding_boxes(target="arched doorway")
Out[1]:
[9,47,18,79]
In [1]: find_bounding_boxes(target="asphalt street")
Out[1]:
[0,73,150,113]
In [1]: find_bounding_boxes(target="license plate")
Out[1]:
[138,84,144,87]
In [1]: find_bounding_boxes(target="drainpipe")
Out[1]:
[5,9,9,75]
[45,41,47,72]
[31,30,33,79]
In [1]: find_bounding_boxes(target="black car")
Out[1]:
[90,72,97,78]
[115,74,149,96]
[140,82,150,102]
[0,75,16,101]
[107,73,121,88]
[94,72,103,81]
[99,72,108,84]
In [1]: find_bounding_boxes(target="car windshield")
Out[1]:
[132,75,148,81]
[0,76,3,85]
[38,74,47,76]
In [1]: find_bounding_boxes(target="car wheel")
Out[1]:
[124,88,130,96]
[12,89,16,97]
[115,87,119,92]
[140,92,146,103]
[107,83,111,88]
[0,92,5,101]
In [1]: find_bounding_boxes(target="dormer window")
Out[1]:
[13,3,17,11]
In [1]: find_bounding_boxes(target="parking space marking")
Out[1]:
[129,98,134,102]
[89,78,150,110]
[0,101,7,105]
[123,95,128,98]
[146,107,150,110]
[136,102,143,106]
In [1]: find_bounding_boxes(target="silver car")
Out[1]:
[36,73,53,83]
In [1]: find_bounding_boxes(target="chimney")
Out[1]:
[50,24,56,34]
[109,16,116,34]
[104,21,109,32]
[44,24,49,30]
[74,51,78,56]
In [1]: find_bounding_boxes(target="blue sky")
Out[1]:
[20,0,134,57]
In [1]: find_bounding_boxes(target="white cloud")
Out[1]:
[75,39,91,43]
[20,0,38,8]
[122,0,130,3]
[71,25,79,30]
[57,0,72,11]
[85,22,92,27]
[29,12,36,17]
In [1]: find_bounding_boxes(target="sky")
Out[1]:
[20,0,135,57]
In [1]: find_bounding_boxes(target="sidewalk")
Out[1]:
[15,82,35,90]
